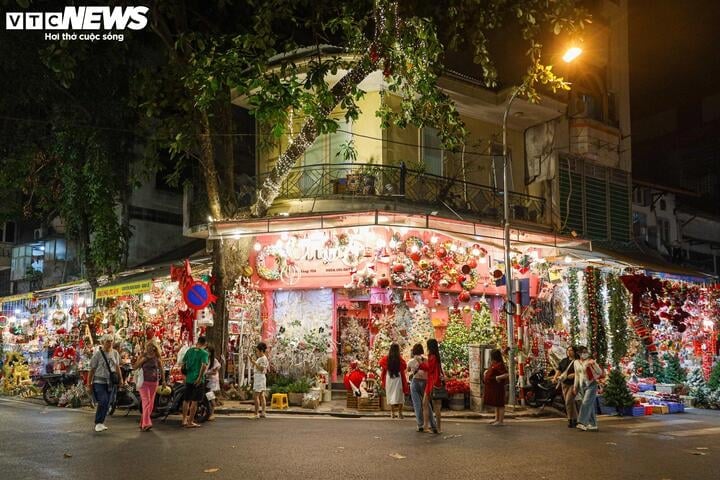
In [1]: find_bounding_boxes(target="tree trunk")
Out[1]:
[250,55,374,217]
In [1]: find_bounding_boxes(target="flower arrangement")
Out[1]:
[445,378,470,396]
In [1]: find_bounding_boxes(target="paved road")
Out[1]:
[1,397,719,480]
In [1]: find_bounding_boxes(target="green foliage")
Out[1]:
[585,267,607,366]
[468,303,495,346]
[440,311,471,372]
[607,274,630,366]
[709,361,720,391]
[632,343,654,378]
[287,378,312,394]
[567,268,581,344]
[657,354,686,385]
[603,367,635,414]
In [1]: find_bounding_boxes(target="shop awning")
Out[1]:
[0,292,34,307]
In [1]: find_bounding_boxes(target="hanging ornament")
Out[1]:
[431,289,440,300]
[403,290,412,303]
[458,290,471,303]
[436,246,447,259]
[473,302,482,312]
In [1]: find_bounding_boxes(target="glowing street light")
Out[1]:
[562,46,583,63]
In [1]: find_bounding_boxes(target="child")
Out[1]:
[250,342,269,419]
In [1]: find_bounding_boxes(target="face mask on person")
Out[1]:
[581,353,590,360]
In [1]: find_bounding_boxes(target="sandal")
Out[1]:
[184,423,201,428]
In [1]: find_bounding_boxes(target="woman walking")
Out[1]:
[554,346,578,427]
[419,339,443,434]
[380,343,409,419]
[407,343,437,432]
[133,341,165,431]
[484,349,509,426]
[206,346,222,421]
[574,346,602,432]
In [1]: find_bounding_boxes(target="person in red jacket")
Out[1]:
[379,343,409,419]
[419,338,443,434]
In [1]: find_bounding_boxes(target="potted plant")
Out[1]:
[287,378,311,406]
[446,378,470,411]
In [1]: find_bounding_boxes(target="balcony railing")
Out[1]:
[257,163,546,226]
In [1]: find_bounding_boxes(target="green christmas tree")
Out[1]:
[439,310,471,372]
[603,367,635,415]
[468,303,494,346]
[687,367,706,391]
[708,361,720,391]
[633,344,654,378]
[659,353,686,384]
[686,367,711,408]
[339,317,369,372]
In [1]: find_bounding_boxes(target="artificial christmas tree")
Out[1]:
[687,367,711,408]
[369,312,408,372]
[659,353,686,384]
[633,344,655,378]
[603,367,635,415]
[405,303,434,357]
[468,302,494,346]
[440,310,471,372]
[339,317,369,372]
[708,360,720,391]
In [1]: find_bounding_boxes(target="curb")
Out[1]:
[214,407,560,420]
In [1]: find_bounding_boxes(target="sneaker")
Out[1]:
[576,423,587,431]
[94,424,108,432]
[417,426,424,432]
[587,425,598,431]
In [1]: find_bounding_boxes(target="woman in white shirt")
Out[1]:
[573,346,603,431]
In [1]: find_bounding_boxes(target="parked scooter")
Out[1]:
[108,364,140,416]
[151,381,210,424]
[523,369,566,412]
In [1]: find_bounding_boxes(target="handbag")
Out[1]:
[431,363,448,400]
[134,365,145,389]
[100,348,120,385]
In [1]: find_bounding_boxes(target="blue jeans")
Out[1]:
[577,382,598,427]
[93,383,112,425]
[411,378,436,429]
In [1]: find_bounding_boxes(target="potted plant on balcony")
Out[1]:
[338,140,378,194]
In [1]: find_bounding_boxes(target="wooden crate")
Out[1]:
[346,392,358,409]
[357,397,381,411]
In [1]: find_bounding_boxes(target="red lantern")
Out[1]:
[436,247,447,259]
[458,290,471,303]
[473,302,482,311]
[403,290,412,302]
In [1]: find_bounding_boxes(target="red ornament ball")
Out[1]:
[436,247,447,259]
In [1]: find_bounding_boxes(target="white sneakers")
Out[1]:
[576,423,598,432]
[94,423,108,432]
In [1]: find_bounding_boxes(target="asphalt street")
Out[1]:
[1,397,719,480]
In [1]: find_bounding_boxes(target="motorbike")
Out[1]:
[41,372,82,406]
[108,364,140,416]
[151,381,211,424]
[523,369,566,412]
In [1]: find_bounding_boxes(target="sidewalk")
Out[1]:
[214,398,561,419]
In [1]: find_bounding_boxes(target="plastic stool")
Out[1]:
[271,393,289,410]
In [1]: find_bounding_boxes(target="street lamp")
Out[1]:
[502,46,581,406]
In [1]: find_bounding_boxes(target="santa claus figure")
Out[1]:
[343,361,366,397]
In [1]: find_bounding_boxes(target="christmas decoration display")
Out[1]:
[655,353,686,385]
[566,268,581,344]
[603,367,635,414]
[440,310,471,372]
[585,267,607,366]
[405,302,434,356]
[339,317,369,372]
[607,273,630,366]
[468,301,495,346]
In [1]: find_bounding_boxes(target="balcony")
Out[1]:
[185,164,547,234]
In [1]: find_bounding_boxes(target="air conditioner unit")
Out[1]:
[33,227,47,240]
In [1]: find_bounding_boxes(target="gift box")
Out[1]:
[642,405,653,416]
[637,383,655,392]
[667,402,684,414]
[652,405,669,414]
[631,406,646,416]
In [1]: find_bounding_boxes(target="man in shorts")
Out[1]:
[180,336,209,428]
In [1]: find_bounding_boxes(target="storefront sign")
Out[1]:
[95,279,153,299]
[0,292,34,307]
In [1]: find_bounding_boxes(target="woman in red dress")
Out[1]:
[418,338,443,434]
[483,349,509,426]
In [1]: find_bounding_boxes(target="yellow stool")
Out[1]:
[271,393,289,410]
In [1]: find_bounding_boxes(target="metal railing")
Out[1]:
[256,163,547,226]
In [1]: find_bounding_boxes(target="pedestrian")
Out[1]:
[419,338,444,434]
[250,342,269,419]
[88,334,124,433]
[206,346,222,421]
[380,343,409,419]
[484,349,509,426]
[180,336,209,428]
[553,345,578,428]
[407,343,437,432]
[133,340,165,432]
[574,346,602,432]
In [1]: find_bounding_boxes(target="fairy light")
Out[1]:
[430,235,438,244]
[254,242,262,251]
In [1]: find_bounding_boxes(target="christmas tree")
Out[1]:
[659,353,686,384]
[687,367,706,391]
[468,302,495,346]
[339,317,369,372]
[439,310,471,372]
[603,367,635,415]
[633,344,654,378]
[405,303,434,357]
[708,361,720,391]
[369,312,408,373]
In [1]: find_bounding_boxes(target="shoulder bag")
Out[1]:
[134,360,145,389]
[431,362,448,401]
[100,348,120,385]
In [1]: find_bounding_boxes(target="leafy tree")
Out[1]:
[603,367,635,415]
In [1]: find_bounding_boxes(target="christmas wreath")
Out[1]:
[413,262,436,289]
[256,245,282,281]
[390,255,415,286]
[459,268,478,290]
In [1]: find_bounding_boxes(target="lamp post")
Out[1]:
[502,47,582,406]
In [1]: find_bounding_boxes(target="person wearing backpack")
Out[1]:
[573,346,603,432]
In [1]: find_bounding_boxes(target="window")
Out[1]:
[44,239,67,261]
[11,244,43,281]
[657,217,671,244]
[299,119,352,194]
[0,221,15,243]
[420,127,443,176]
[491,144,513,192]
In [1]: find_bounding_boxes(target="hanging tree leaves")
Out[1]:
[608,273,630,367]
